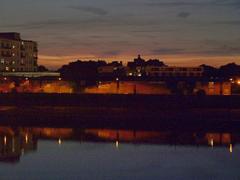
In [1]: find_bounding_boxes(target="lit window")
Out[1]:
[12,69,15,72]
[12,53,15,57]
[12,45,15,49]
[1,59,4,64]
[5,67,9,71]
[12,61,15,64]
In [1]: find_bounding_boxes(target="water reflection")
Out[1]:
[0,127,37,163]
[0,126,238,164]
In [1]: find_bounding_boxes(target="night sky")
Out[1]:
[0,0,240,69]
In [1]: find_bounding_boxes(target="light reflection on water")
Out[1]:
[0,127,240,180]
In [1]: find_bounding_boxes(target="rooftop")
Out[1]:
[0,32,21,40]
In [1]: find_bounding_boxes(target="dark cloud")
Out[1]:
[152,44,240,56]
[145,0,240,8]
[193,44,240,56]
[151,48,185,55]
[201,45,240,55]
[68,6,108,16]
[102,50,122,56]
[2,18,103,30]
[177,12,191,18]
[213,20,240,25]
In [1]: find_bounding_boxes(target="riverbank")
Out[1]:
[0,94,240,130]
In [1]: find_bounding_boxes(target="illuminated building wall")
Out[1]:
[0,32,38,72]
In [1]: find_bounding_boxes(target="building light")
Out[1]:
[4,136,7,145]
[25,134,28,143]
[229,144,233,153]
[12,61,15,64]
[5,67,9,71]
[138,73,142,77]
[237,80,240,85]
[115,141,119,148]
[25,77,29,81]
[12,45,15,49]
[12,53,15,57]
[128,73,133,76]
[116,78,119,81]
[58,138,62,145]
[209,138,214,147]
[12,69,15,72]
[4,77,7,81]
[21,41,24,45]
[58,77,62,81]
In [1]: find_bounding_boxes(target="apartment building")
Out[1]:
[0,32,38,72]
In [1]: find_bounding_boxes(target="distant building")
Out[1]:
[126,55,166,77]
[145,66,204,78]
[126,55,146,77]
[0,32,38,72]
[97,61,124,78]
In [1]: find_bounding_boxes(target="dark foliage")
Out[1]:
[58,60,106,84]
[38,65,49,72]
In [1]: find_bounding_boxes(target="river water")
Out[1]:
[0,127,239,179]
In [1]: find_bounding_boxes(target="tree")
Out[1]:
[200,64,218,78]
[219,63,240,78]
[58,60,107,85]
[38,65,49,72]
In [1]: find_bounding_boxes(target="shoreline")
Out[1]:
[0,93,240,129]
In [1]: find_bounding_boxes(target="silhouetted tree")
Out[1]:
[219,63,240,78]
[38,65,49,72]
[200,64,219,78]
[58,60,107,85]
[145,59,166,66]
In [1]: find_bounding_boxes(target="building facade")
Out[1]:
[145,66,203,77]
[0,32,38,72]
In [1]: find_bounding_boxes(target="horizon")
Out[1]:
[0,0,240,69]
